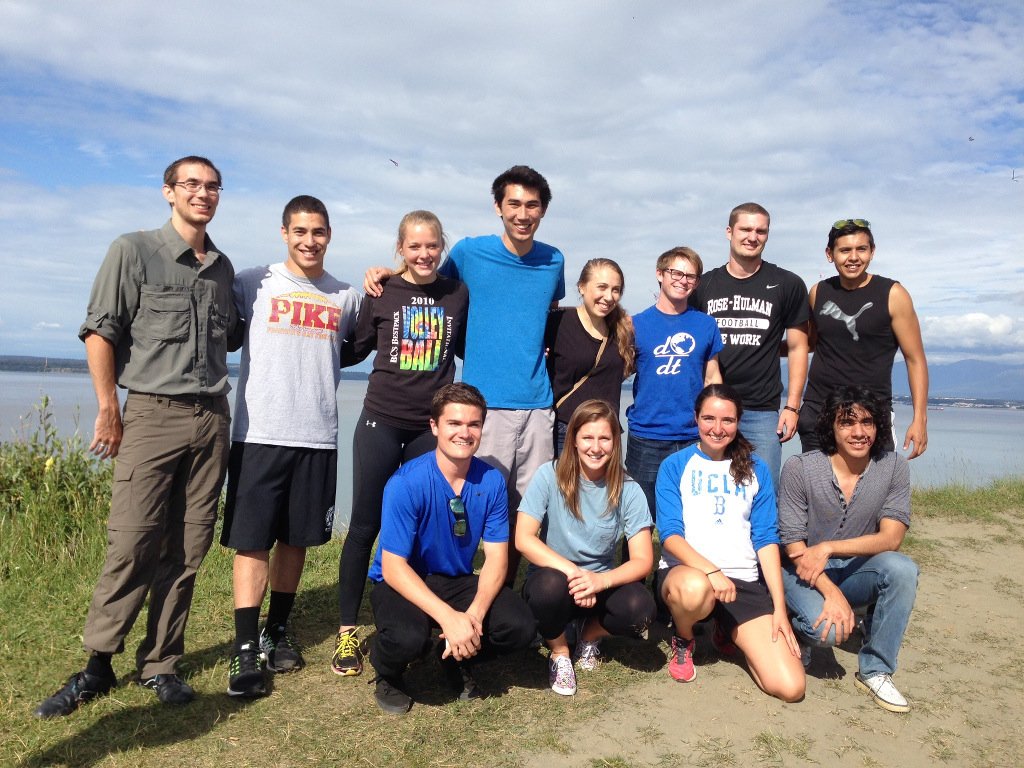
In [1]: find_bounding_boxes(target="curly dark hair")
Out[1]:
[815,385,889,460]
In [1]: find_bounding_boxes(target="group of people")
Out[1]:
[35,155,925,723]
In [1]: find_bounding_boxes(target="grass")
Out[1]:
[0,402,663,768]
[2,399,1023,767]
[911,477,1024,526]
[751,729,812,764]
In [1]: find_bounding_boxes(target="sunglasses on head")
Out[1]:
[831,218,871,230]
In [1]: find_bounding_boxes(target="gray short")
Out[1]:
[476,407,554,509]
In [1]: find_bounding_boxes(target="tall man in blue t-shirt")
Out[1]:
[367,383,535,714]
[626,246,723,515]
[366,166,565,583]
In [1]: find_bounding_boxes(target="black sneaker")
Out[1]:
[34,670,116,719]
[227,641,267,698]
[373,675,412,714]
[440,655,485,701]
[138,673,194,705]
[260,624,305,673]
[330,628,364,676]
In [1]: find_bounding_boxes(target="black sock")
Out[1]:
[234,607,261,652]
[266,591,296,634]
[85,652,113,679]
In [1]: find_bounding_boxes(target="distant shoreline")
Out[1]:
[0,355,370,382]
[1,355,1019,408]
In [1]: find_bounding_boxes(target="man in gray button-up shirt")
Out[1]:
[35,156,241,719]
[779,385,919,714]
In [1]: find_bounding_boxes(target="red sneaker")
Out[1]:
[669,635,696,682]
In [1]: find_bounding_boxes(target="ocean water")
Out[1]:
[2,372,1022,528]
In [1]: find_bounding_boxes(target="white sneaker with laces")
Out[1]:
[549,655,577,696]
[855,671,910,713]
[573,638,602,671]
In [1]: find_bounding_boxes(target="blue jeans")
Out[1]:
[554,419,568,456]
[625,432,695,518]
[739,408,781,489]
[782,552,919,677]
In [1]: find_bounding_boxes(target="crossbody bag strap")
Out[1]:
[555,335,609,409]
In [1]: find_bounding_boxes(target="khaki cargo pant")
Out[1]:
[83,392,230,678]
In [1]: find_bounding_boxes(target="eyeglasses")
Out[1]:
[172,180,223,195]
[660,267,699,283]
[449,496,468,537]
[831,218,870,230]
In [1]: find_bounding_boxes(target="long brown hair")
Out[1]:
[577,258,635,376]
[556,399,625,520]
[694,384,755,486]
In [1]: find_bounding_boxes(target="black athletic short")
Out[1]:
[221,441,337,550]
[655,566,773,630]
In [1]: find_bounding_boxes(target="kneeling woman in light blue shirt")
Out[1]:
[655,383,805,702]
[516,399,656,696]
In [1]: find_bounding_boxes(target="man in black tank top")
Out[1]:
[799,220,929,459]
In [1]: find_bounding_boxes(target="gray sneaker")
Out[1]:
[260,624,305,673]
[855,671,910,713]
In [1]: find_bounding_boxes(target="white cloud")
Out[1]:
[0,1,1022,360]
[922,313,1024,353]
[77,141,110,164]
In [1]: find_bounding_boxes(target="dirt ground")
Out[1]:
[524,515,1024,768]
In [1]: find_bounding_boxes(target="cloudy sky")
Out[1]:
[1,1,1021,365]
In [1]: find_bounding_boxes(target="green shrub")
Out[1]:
[0,396,112,574]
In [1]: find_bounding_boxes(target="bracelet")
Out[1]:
[783,405,800,414]
[705,569,721,576]
[603,575,613,591]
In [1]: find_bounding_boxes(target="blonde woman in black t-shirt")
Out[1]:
[333,211,468,677]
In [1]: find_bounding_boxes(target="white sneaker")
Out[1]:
[573,638,602,671]
[855,671,910,713]
[549,655,577,696]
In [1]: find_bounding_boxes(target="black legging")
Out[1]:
[337,408,435,626]
[522,566,656,640]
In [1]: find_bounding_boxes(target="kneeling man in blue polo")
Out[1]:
[368,383,535,714]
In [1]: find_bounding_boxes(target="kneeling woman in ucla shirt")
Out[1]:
[655,384,805,701]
